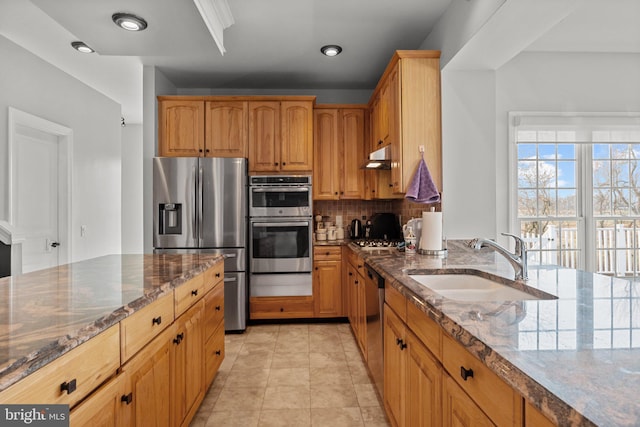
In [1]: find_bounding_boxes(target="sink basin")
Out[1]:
[408,274,541,301]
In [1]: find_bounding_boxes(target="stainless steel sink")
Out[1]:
[408,274,544,301]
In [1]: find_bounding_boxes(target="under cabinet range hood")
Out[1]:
[362,145,392,170]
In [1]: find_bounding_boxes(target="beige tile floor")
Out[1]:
[190,322,391,427]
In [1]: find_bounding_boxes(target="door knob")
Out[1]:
[50,242,60,248]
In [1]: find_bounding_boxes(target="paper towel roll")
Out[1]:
[421,211,442,251]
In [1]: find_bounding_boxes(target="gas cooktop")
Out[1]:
[354,239,401,249]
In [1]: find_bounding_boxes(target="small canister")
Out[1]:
[336,226,345,240]
[405,227,417,254]
[327,226,337,241]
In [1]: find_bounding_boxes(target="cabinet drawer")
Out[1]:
[314,245,342,260]
[249,296,314,319]
[0,325,120,408]
[204,262,224,294]
[205,322,225,387]
[385,283,407,321]
[407,299,442,361]
[204,280,224,341]
[120,292,174,362]
[175,274,205,317]
[442,333,522,427]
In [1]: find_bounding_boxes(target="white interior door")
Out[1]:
[14,126,60,273]
[9,108,72,274]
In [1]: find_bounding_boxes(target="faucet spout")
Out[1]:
[469,233,528,280]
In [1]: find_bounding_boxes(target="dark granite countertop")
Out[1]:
[355,240,640,427]
[0,253,222,392]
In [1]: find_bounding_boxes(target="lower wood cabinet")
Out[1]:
[172,298,205,427]
[120,324,175,427]
[313,246,343,317]
[69,375,123,426]
[345,248,367,357]
[442,375,495,427]
[383,286,524,427]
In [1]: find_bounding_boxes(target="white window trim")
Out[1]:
[508,111,640,273]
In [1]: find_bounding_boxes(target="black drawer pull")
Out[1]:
[61,379,76,394]
[460,366,474,381]
[173,332,184,344]
[152,316,162,326]
[121,393,133,405]
[396,338,407,350]
[215,305,221,311]
[191,289,198,296]
[215,350,221,356]
[215,272,221,278]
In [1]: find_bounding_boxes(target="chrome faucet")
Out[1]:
[469,233,528,280]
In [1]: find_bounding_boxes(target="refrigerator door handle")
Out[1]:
[223,253,237,258]
[192,165,198,241]
[223,277,237,282]
[198,165,204,246]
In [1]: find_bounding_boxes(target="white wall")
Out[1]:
[143,66,177,253]
[177,88,372,105]
[0,35,122,262]
[121,123,144,253]
[441,70,497,240]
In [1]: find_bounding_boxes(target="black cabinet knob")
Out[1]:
[173,332,185,344]
[215,305,221,311]
[275,162,279,166]
[280,307,284,312]
[191,289,198,296]
[61,379,77,394]
[152,316,162,326]
[215,272,221,278]
[282,162,286,166]
[215,350,221,356]
[121,393,133,405]
[460,366,474,381]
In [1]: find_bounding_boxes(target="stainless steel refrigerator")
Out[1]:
[153,157,248,332]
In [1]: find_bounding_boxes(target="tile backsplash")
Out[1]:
[314,198,441,230]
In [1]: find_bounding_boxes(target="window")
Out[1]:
[511,113,640,278]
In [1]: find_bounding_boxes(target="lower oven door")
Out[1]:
[250,218,312,273]
[250,272,312,297]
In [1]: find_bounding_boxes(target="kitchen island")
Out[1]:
[354,240,640,426]
[0,253,225,425]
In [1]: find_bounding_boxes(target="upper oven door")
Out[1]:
[249,186,312,217]
[250,218,312,273]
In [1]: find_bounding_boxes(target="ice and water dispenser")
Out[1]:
[158,203,182,235]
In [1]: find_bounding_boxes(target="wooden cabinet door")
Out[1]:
[340,109,366,199]
[384,304,407,427]
[249,101,280,172]
[70,375,122,427]
[120,324,175,427]
[172,299,205,427]
[158,99,205,157]
[406,331,442,427]
[443,375,495,427]
[281,101,313,172]
[313,258,342,317]
[313,109,340,199]
[205,101,248,157]
[388,63,404,194]
[346,263,358,331]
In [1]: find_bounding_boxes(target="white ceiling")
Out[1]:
[1,0,638,124]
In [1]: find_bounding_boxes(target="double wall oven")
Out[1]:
[249,176,313,297]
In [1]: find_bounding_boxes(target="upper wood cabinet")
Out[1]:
[157,96,314,171]
[313,106,367,200]
[368,51,442,195]
[249,100,314,173]
[158,99,205,157]
[205,101,248,157]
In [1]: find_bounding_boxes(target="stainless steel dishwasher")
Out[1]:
[364,263,385,398]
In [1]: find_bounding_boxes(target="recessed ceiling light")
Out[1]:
[112,12,148,31]
[321,45,342,57]
[71,41,94,53]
